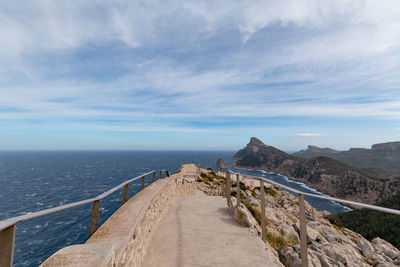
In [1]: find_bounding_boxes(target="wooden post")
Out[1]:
[165,170,169,177]
[226,171,232,207]
[299,194,308,267]
[152,171,156,183]
[159,171,162,179]
[0,224,16,267]
[141,176,145,190]
[260,179,266,242]
[122,184,129,205]
[89,200,100,237]
[236,174,240,208]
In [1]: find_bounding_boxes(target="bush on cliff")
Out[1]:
[337,193,400,249]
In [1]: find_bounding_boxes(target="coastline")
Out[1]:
[229,166,353,214]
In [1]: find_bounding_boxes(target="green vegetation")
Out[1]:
[363,257,379,267]
[232,181,251,191]
[254,186,278,197]
[315,156,387,182]
[336,193,400,249]
[293,143,400,179]
[266,233,299,251]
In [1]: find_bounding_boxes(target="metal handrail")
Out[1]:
[223,169,400,267]
[226,170,400,216]
[0,169,170,267]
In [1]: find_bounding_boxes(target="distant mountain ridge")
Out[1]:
[293,142,400,179]
[233,138,400,204]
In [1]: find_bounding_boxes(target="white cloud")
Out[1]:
[294,133,327,137]
[1,0,400,134]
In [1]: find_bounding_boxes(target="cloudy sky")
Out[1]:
[1,0,400,151]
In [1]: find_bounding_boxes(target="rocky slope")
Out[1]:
[232,138,400,204]
[293,142,400,179]
[196,170,400,266]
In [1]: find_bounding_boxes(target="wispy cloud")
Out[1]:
[294,133,327,137]
[0,1,400,148]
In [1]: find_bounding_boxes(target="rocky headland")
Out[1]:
[196,170,400,266]
[232,138,400,204]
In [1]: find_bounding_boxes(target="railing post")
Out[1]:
[89,200,100,237]
[236,173,240,208]
[152,171,156,183]
[141,176,145,190]
[122,184,129,205]
[159,171,162,179]
[260,179,266,242]
[298,193,308,267]
[225,171,232,207]
[165,170,169,177]
[0,224,16,267]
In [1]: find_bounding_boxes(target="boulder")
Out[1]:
[216,158,228,169]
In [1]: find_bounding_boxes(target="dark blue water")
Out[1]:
[0,151,350,266]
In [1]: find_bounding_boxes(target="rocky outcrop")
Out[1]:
[196,171,400,266]
[233,138,400,204]
[294,145,340,158]
[216,158,228,169]
[372,142,400,151]
[294,141,400,178]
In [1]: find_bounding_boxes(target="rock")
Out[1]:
[372,237,400,260]
[293,222,319,242]
[279,246,302,267]
[318,210,331,218]
[358,239,374,259]
[243,196,260,207]
[216,158,228,169]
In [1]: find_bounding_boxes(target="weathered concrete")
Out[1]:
[142,194,283,267]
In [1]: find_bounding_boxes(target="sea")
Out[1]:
[0,151,350,266]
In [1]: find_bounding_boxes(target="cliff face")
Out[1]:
[233,138,400,204]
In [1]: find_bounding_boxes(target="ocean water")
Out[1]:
[0,151,349,266]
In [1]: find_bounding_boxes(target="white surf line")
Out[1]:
[231,167,353,211]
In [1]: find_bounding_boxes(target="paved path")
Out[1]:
[142,194,282,267]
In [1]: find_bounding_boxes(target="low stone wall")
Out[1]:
[41,172,182,267]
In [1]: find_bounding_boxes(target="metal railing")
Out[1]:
[0,169,170,267]
[221,170,400,267]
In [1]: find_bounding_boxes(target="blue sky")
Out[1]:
[1,0,400,151]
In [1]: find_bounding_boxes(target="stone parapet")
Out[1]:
[41,172,181,267]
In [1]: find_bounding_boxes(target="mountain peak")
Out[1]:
[249,137,265,146]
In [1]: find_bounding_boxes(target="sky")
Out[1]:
[1,0,400,151]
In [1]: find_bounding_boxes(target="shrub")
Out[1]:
[255,186,277,197]
[266,233,299,251]
[324,214,341,227]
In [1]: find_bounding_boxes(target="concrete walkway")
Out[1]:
[142,193,283,266]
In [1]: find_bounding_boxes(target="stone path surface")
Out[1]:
[142,194,282,267]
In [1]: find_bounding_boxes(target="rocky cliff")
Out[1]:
[197,171,400,266]
[293,141,400,179]
[232,138,400,204]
